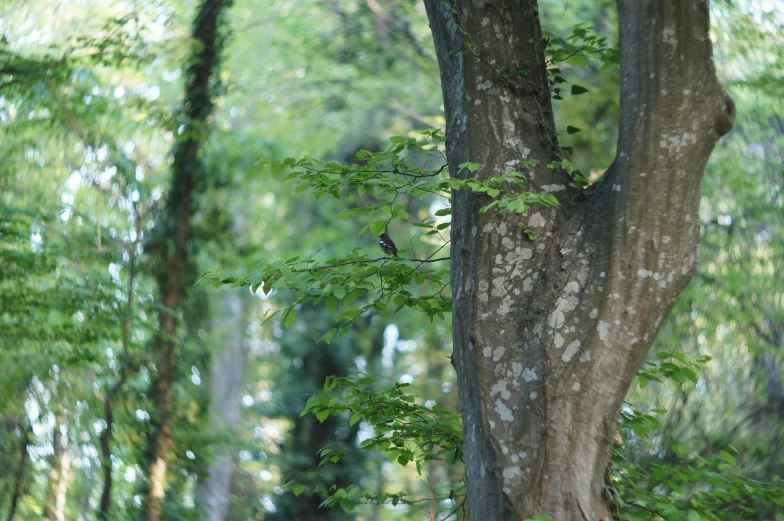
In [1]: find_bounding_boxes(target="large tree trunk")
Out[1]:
[424,1,735,519]
[143,1,232,520]
[198,289,248,521]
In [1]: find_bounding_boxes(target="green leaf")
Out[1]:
[389,136,406,143]
[324,328,338,345]
[447,447,458,466]
[349,412,362,426]
[283,308,296,328]
[672,444,690,457]
[681,367,699,383]
[569,54,587,68]
[370,221,386,237]
[458,161,484,172]
[570,85,589,95]
[566,126,581,134]
[664,480,682,495]
[688,510,701,521]
[630,422,648,439]
[719,450,736,465]
[316,410,330,423]
[293,484,307,497]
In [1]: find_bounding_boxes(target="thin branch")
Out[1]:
[438,496,467,521]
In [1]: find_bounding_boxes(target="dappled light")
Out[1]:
[0,1,782,520]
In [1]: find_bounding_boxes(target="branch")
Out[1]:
[438,496,467,521]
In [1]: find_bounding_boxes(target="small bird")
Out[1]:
[378,233,398,258]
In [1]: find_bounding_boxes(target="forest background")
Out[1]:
[0,0,783,520]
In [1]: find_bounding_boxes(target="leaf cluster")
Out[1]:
[290,371,464,513]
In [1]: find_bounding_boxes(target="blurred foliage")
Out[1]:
[0,0,782,520]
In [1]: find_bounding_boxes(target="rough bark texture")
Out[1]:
[424,0,735,519]
[143,1,232,520]
[198,289,248,521]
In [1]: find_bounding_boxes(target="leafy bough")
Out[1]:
[287,371,465,514]
[200,129,573,342]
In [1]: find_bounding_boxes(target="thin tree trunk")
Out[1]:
[99,209,138,521]
[198,289,248,521]
[44,421,63,519]
[54,449,71,521]
[143,1,233,520]
[44,419,71,521]
[98,399,115,520]
[424,0,735,519]
[79,458,94,521]
[6,423,30,521]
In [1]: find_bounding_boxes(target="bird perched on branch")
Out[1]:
[379,233,398,258]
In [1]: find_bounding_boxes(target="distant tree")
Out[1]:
[141,1,232,520]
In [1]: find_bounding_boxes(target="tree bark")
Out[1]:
[198,289,248,521]
[424,0,735,519]
[143,1,232,520]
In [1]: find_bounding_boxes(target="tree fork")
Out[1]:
[424,0,734,519]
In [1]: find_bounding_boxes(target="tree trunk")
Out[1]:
[143,1,232,520]
[6,423,30,521]
[54,449,71,521]
[198,289,248,521]
[43,421,63,520]
[79,458,94,521]
[98,399,115,520]
[43,422,71,521]
[423,1,735,519]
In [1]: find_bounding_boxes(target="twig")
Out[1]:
[438,496,467,521]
